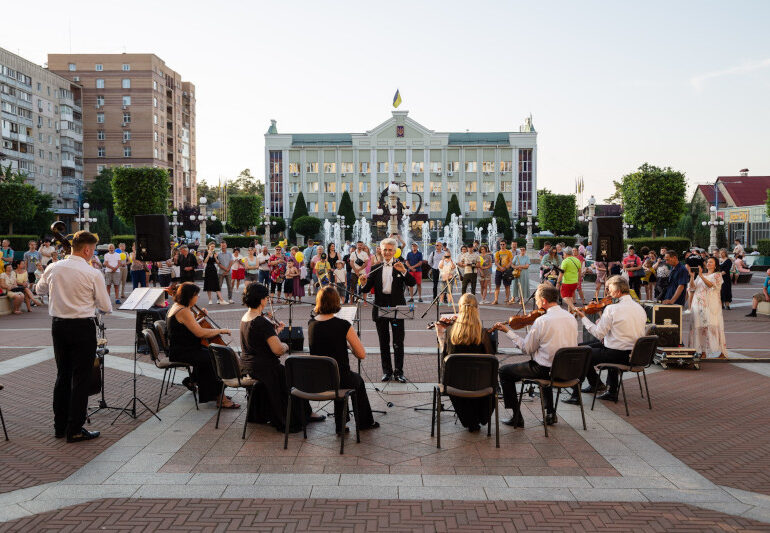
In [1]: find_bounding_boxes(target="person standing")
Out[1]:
[178,245,198,283]
[427,242,445,301]
[349,241,370,297]
[662,251,689,306]
[359,238,416,383]
[718,249,733,310]
[203,242,227,304]
[0,239,14,270]
[268,245,287,297]
[35,231,112,442]
[406,242,424,303]
[216,241,234,304]
[39,238,56,270]
[746,269,770,318]
[622,246,643,297]
[256,245,271,286]
[129,244,149,290]
[102,244,122,304]
[510,245,531,305]
[492,240,513,305]
[459,244,480,296]
[23,240,41,285]
[733,239,745,257]
[556,246,582,310]
[117,243,129,299]
[689,258,728,358]
[478,245,493,304]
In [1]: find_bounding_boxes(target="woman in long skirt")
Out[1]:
[689,257,728,358]
[718,249,732,310]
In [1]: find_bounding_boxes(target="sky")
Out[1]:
[3,0,769,205]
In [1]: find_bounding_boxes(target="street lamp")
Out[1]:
[622,221,634,240]
[170,210,183,241]
[189,197,216,243]
[75,202,97,232]
[701,205,724,252]
[578,196,597,252]
[263,206,276,246]
[518,209,539,258]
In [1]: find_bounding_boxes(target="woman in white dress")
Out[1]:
[688,257,728,359]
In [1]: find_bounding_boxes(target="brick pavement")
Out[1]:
[2,498,768,532]
[601,362,770,496]
[0,360,183,494]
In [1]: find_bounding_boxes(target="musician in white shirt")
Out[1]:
[494,283,578,427]
[569,275,647,404]
[36,231,112,443]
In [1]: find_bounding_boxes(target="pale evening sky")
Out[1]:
[3,0,769,205]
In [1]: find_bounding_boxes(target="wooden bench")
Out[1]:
[0,295,11,316]
[735,272,753,284]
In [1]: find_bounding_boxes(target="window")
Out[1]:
[307,202,318,213]
[124,147,131,157]
[358,181,368,193]
[359,162,369,173]
[153,80,158,91]
[483,181,495,193]
[518,148,533,215]
[430,161,442,173]
[122,96,131,106]
[95,64,103,71]
[307,182,319,193]
[411,161,424,173]
[97,165,105,173]
[123,131,131,141]
[500,161,513,172]
[154,148,158,158]
[359,201,370,212]
[96,112,104,123]
[122,79,131,89]
[123,113,131,123]
[153,131,158,142]
[377,161,389,173]
[324,201,337,212]
[465,181,477,193]
[430,181,442,192]
[430,201,442,212]
[98,147,105,157]
[465,161,477,173]
[153,114,158,125]
[153,97,157,108]
[340,162,354,173]
[289,182,300,193]
[68,63,76,71]
[288,162,300,173]
[412,182,424,193]
[97,130,105,140]
[95,79,104,89]
[96,95,104,107]
[323,162,336,173]
[447,182,458,193]
[324,182,336,193]
[465,201,477,212]
[447,161,460,172]
[394,162,405,174]
[122,64,130,71]
[305,162,318,173]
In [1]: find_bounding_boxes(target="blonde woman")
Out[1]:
[435,293,495,431]
[438,251,456,305]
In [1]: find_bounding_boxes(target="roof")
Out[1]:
[696,184,717,204]
[718,176,770,207]
[448,132,510,145]
[291,134,352,146]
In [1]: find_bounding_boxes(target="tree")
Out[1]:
[270,216,286,234]
[604,180,623,205]
[293,216,320,238]
[289,192,309,241]
[0,181,38,234]
[89,208,112,241]
[490,193,513,241]
[196,180,217,205]
[538,192,577,235]
[228,195,261,233]
[112,167,169,226]
[766,188,770,218]
[337,191,356,240]
[229,168,261,196]
[445,194,462,225]
[621,163,687,238]
[26,193,55,238]
[84,167,115,227]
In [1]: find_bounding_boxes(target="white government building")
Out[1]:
[264,110,537,228]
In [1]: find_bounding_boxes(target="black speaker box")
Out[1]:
[134,214,171,262]
[279,327,305,352]
[646,324,680,348]
[592,216,623,262]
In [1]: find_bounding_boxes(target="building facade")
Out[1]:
[1,47,84,220]
[47,53,196,207]
[264,110,537,225]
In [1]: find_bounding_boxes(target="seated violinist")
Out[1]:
[566,275,646,404]
[166,282,238,408]
[240,282,325,432]
[435,293,496,432]
[494,283,578,427]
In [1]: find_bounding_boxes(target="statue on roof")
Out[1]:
[266,119,278,135]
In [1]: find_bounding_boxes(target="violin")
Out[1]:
[426,315,457,330]
[493,308,547,331]
[572,297,613,317]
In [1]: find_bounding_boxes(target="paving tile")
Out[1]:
[484,487,576,501]
[134,484,226,498]
[640,488,737,503]
[310,485,399,499]
[221,485,312,499]
[422,474,507,487]
[569,488,647,502]
[503,476,589,488]
[398,486,488,500]
[257,473,340,486]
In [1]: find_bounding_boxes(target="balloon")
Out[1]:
[479,257,484,266]
[119,252,127,261]
[295,252,304,263]
[395,248,402,259]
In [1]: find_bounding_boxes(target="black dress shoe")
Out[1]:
[597,391,619,402]
[545,413,558,425]
[54,431,65,439]
[563,396,580,405]
[394,374,407,383]
[66,428,100,443]
[381,373,392,382]
[502,416,525,428]
[581,383,607,394]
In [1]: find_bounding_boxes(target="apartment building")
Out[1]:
[264,110,537,225]
[47,53,196,207]
[1,47,84,219]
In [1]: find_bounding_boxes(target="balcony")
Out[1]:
[61,159,76,169]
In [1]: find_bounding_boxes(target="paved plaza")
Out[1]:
[1,267,770,531]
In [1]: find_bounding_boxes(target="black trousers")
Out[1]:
[335,371,375,432]
[628,276,642,297]
[499,360,554,419]
[461,273,477,295]
[170,347,224,403]
[375,318,405,375]
[431,268,440,299]
[584,342,631,393]
[52,318,96,436]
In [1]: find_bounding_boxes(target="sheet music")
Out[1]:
[335,306,358,323]
[119,287,166,310]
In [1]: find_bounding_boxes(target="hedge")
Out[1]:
[758,239,770,257]
[532,236,583,250]
[110,234,135,247]
[624,237,691,255]
[219,235,258,248]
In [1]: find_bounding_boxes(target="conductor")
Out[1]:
[360,238,416,383]
[36,231,112,443]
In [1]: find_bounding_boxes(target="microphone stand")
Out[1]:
[270,294,312,354]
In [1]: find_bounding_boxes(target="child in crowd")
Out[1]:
[284,260,299,302]
[231,247,245,291]
[334,260,347,300]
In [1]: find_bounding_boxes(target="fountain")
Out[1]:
[421,221,431,260]
[332,221,342,255]
[446,213,462,260]
[401,214,411,253]
[359,216,372,250]
[352,219,361,244]
[322,219,332,248]
[488,219,498,276]
[473,226,483,245]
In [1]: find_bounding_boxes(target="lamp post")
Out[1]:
[190,197,216,244]
[75,202,97,232]
[170,210,182,242]
[518,209,539,258]
[701,205,724,253]
[578,196,596,258]
[263,207,276,246]
[622,221,634,240]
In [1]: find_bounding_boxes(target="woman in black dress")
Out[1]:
[718,248,733,309]
[166,282,237,407]
[327,243,340,270]
[240,283,324,432]
[202,242,226,305]
[307,286,378,433]
[435,293,495,432]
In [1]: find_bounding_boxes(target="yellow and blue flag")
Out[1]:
[392,89,402,108]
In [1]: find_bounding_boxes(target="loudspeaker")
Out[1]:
[643,303,682,345]
[592,216,623,262]
[646,324,680,348]
[279,327,304,352]
[134,215,170,262]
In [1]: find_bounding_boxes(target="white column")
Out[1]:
[353,149,360,211]
[336,148,342,208]
[476,148,483,218]
[441,147,448,217]
[512,147,520,218]
[281,149,289,222]
[264,146,271,216]
[370,150,377,213]
[405,148,413,193]
[424,148,430,217]
[532,145,538,215]
[388,148,395,183]
[319,150,325,216]
[300,149,307,197]
[458,147,465,211]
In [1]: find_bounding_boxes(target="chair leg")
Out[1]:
[430,388,436,437]
[643,370,652,410]
[619,372,629,417]
[167,367,176,395]
[494,394,500,448]
[351,392,360,444]
[0,404,7,441]
[436,390,441,449]
[591,369,602,411]
[340,399,348,455]
[487,395,492,437]
[538,385,548,438]
[518,381,526,424]
[637,372,644,398]
[283,394,292,450]
[577,387,587,430]
[242,386,253,440]
[215,386,225,429]
[157,369,167,412]
[189,367,199,411]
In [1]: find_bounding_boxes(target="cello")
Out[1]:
[165,284,230,347]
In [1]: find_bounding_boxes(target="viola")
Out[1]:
[502,308,547,330]
[573,297,612,317]
[426,315,458,330]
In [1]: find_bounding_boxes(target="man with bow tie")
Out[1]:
[360,238,416,383]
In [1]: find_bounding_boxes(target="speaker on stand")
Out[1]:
[591,216,623,263]
[134,214,171,262]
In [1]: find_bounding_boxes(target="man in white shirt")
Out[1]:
[569,275,647,404]
[495,283,579,427]
[428,242,445,300]
[39,238,56,268]
[349,241,370,295]
[103,244,122,303]
[36,231,112,443]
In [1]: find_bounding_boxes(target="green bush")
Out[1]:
[624,237,691,255]
[532,236,581,250]
[293,216,322,238]
[112,167,169,226]
[757,239,770,256]
[110,234,135,248]
[219,235,257,248]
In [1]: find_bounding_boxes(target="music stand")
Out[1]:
[87,312,133,420]
[113,287,165,424]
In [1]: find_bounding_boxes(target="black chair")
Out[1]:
[519,346,592,437]
[0,383,8,440]
[431,354,500,449]
[284,355,359,454]
[591,335,658,416]
[153,320,176,396]
[141,329,198,412]
[208,344,258,438]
